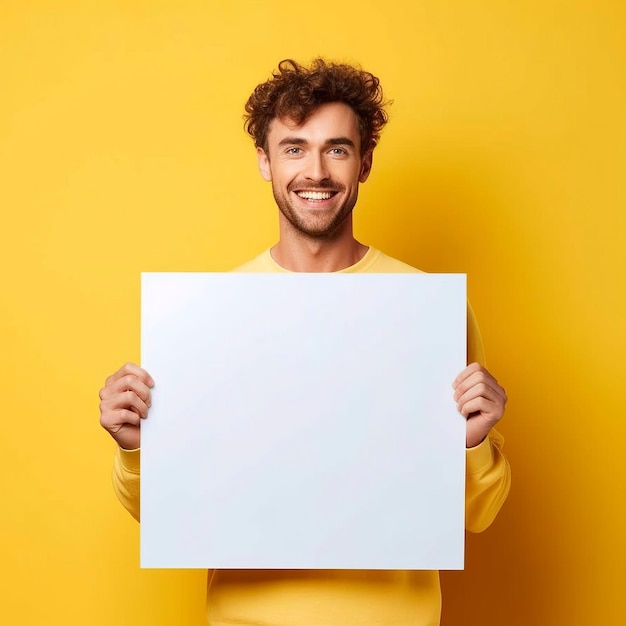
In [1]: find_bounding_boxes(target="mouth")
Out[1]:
[294,190,338,202]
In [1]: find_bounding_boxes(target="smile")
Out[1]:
[295,191,336,201]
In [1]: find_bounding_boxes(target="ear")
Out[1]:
[359,151,373,183]
[257,147,272,181]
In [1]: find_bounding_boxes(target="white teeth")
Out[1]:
[296,191,333,200]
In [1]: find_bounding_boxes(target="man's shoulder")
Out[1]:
[356,248,424,274]
[231,250,279,273]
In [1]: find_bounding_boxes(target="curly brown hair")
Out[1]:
[244,58,390,156]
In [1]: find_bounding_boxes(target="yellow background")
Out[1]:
[2,1,624,624]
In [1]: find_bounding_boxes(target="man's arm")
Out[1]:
[100,363,153,521]
[112,447,141,521]
[465,429,510,533]
[455,362,510,533]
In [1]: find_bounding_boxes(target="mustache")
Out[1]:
[287,180,345,192]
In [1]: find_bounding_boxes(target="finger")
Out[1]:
[452,362,484,389]
[101,408,142,432]
[104,363,154,388]
[454,373,504,404]
[100,375,152,406]
[455,379,504,408]
[454,365,503,394]
[105,374,152,406]
[458,395,501,420]
[99,390,150,419]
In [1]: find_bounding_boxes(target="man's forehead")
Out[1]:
[271,115,307,132]
[266,103,360,143]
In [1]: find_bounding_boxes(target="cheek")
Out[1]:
[347,166,365,186]
[273,161,300,182]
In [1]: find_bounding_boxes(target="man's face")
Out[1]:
[257,102,372,239]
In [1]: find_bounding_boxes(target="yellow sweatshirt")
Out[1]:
[112,247,510,626]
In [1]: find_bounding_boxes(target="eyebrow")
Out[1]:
[277,136,356,149]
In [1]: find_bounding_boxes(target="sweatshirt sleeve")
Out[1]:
[465,430,511,532]
[112,446,141,522]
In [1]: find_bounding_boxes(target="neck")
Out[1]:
[271,216,368,272]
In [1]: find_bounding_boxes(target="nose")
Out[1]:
[304,151,330,183]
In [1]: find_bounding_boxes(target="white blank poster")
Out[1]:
[141,273,467,570]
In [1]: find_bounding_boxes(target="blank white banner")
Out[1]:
[141,273,467,570]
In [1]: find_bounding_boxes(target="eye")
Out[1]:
[329,147,347,156]
[286,147,302,155]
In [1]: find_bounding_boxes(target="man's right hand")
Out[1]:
[99,363,154,450]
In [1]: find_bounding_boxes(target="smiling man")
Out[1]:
[99,59,510,626]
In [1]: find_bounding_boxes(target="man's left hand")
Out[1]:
[453,362,507,448]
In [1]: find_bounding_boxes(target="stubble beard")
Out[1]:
[272,181,357,240]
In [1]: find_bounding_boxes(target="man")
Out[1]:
[99,58,510,626]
